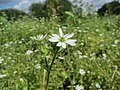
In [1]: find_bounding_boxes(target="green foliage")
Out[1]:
[98,1,120,16]
[0,9,27,20]
[29,2,48,18]
[0,15,120,90]
[0,16,8,27]
[0,16,10,31]
[29,0,73,18]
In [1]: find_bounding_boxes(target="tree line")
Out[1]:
[0,0,120,20]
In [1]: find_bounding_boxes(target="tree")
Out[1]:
[29,0,73,18]
[45,0,73,16]
[29,2,48,18]
[97,1,120,16]
[0,8,27,20]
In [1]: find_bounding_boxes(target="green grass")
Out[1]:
[0,15,120,90]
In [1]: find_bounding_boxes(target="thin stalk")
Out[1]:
[45,71,50,90]
[94,60,110,79]
[45,48,59,90]
[111,66,117,81]
[45,58,48,69]
[43,69,46,90]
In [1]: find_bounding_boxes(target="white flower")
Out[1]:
[87,71,90,73]
[99,34,103,36]
[71,80,75,85]
[18,41,22,44]
[96,29,99,32]
[77,51,82,55]
[13,71,17,74]
[102,53,107,59]
[80,43,84,45]
[4,43,10,48]
[49,28,77,48]
[30,34,46,41]
[79,69,85,75]
[111,44,117,47]
[35,64,41,69]
[102,54,106,57]
[20,78,24,81]
[26,50,33,55]
[0,74,6,78]
[95,83,101,88]
[0,57,4,64]
[115,40,119,44]
[83,55,88,58]
[75,85,84,90]
[34,49,39,52]
[58,56,65,60]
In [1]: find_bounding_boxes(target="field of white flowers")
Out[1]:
[0,15,120,90]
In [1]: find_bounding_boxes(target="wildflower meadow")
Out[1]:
[0,14,120,90]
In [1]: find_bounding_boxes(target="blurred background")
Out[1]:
[0,0,120,20]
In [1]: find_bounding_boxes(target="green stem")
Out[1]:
[111,66,117,81]
[45,47,59,90]
[45,71,50,90]
[45,58,48,69]
[43,69,46,90]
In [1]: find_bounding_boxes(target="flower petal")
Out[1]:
[43,34,47,38]
[61,42,66,48]
[49,37,59,42]
[40,35,44,38]
[65,33,74,39]
[65,39,77,46]
[59,28,63,37]
[52,34,59,38]
[57,42,62,46]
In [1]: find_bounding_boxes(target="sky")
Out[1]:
[0,0,115,12]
